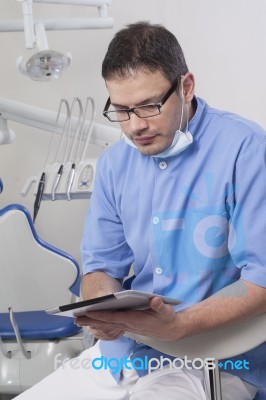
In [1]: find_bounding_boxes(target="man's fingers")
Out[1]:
[149,296,165,311]
[90,327,125,341]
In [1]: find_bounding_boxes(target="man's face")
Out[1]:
[106,70,184,156]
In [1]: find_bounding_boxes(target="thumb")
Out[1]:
[150,296,166,314]
[149,296,173,316]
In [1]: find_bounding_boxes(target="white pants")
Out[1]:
[15,341,258,400]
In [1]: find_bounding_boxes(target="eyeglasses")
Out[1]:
[103,77,180,122]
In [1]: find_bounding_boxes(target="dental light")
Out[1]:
[17,20,72,82]
[0,0,113,81]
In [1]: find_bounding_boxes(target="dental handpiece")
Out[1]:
[66,163,76,201]
[33,172,46,223]
[51,164,63,201]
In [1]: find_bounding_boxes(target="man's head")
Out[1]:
[102,21,188,82]
[102,22,195,156]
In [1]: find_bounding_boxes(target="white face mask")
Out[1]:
[124,128,193,158]
[152,129,193,158]
[124,79,193,158]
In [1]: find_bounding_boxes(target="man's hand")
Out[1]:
[78,279,266,342]
[80,272,125,340]
[75,296,179,341]
[86,326,125,341]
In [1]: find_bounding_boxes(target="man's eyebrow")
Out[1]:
[111,94,161,109]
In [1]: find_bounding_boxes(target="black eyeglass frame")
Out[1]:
[102,77,180,122]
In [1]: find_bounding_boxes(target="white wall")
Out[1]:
[0,0,265,266]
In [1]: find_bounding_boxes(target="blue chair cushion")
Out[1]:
[0,310,81,340]
[255,389,266,400]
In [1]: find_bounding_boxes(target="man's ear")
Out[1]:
[182,72,195,103]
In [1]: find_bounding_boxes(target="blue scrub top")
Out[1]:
[81,97,266,386]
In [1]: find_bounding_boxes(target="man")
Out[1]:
[17,21,266,400]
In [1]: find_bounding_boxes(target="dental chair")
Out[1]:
[0,203,93,395]
[126,312,266,400]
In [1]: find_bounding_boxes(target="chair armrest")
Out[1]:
[125,313,266,360]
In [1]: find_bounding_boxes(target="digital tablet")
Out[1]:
[45,290,181,318]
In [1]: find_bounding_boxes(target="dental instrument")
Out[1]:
[50,99,79,201]
[33,99,70,221]
[66,97,95,200]
[33,172,45,223]
[79,97,95,162]
[65,99,84,200]
[51,97,83,200]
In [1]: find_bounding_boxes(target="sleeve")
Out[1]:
[229,135,266,288]
[81,155,134,278]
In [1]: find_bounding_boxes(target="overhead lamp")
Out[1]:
[0,1,113,81]
[22,49,71,81]
[16,1,71,81]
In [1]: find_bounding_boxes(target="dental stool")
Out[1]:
[0,204,93,395]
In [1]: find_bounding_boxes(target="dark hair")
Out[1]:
[102,21,189,83]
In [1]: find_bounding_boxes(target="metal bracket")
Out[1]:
[203,359,222,400]
[8,307,31,359]
[0,335,11,359]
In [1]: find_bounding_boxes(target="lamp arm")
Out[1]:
[0,17,113,32]
[0,97,121,149]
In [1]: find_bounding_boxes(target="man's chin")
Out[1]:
[136,144,165,156]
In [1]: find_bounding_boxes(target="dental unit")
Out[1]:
[0,96,121,221]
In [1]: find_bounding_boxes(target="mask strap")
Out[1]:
[178,75,185,131]
[179,75,191,136]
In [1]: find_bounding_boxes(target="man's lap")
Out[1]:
[14,341,258,400]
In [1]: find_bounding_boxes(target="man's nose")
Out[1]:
[128,112,149,134]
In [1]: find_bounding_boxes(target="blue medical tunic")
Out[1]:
[81,97,266,387]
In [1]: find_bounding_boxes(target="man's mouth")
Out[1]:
[133,135,157,145]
